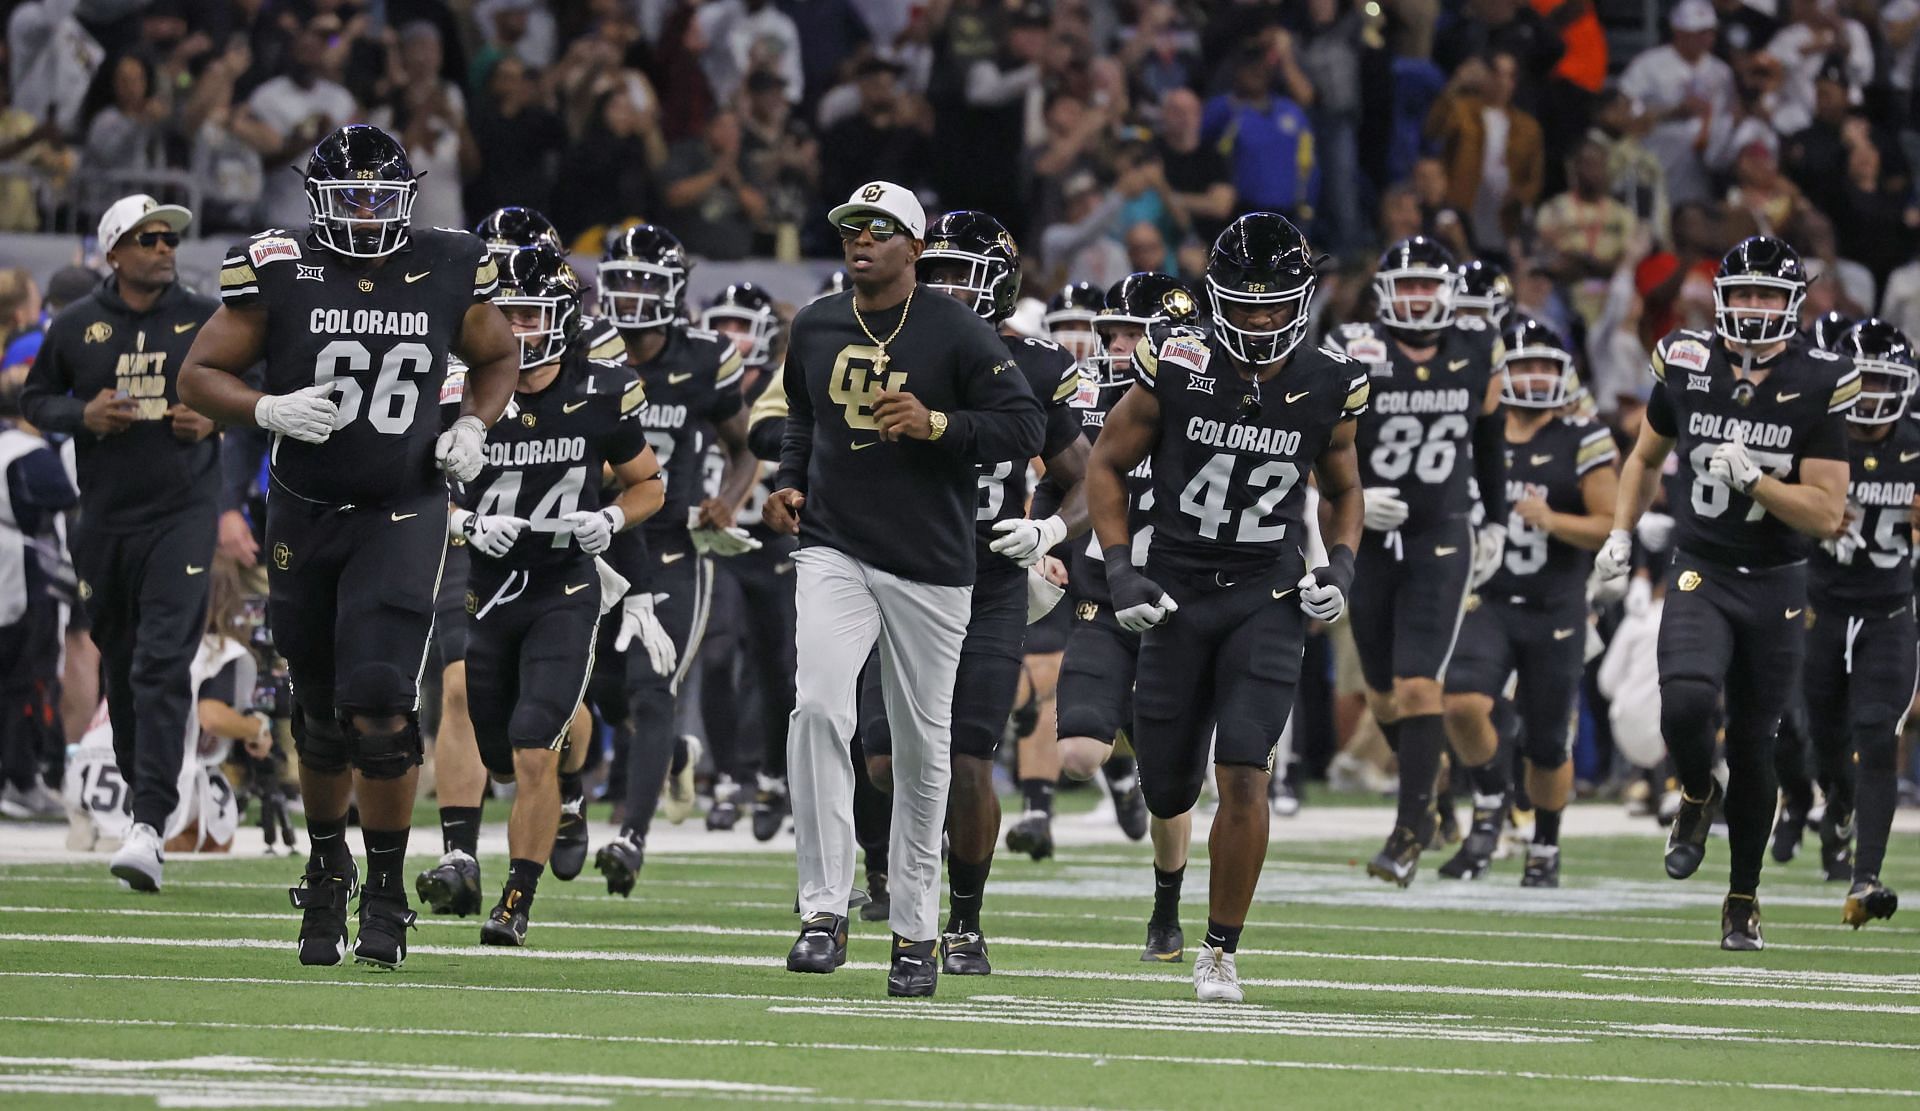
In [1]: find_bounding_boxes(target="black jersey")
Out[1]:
[1482,416,1617,603]
[443,351,649,570]
[775,285,1045,588]
[1056,367,1154,606]
[1134,322,1369,584]
[1328,318,1499,533]
[974,333,1081,578]
[626,324,744,536]
[218,226,497,506]
[581,316,625,362]
[1810,419,1920,610]
[1645,328,1855,568]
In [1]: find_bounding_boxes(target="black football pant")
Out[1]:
[1801,597,1916,881]
[72,507,214,829]
[1443,594,1586,771]
[619,529,711,841]
[464,557,601,777]
[700,535,797,784]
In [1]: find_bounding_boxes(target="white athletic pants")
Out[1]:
[788,545,971,941]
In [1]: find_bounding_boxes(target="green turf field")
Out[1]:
[1,817,1916,1110]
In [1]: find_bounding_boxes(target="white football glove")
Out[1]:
[1470,522,1506,589]
[990,514,1069,567]
[451,508,531,559]
[690,525,763,557]
[1624,574,1653,617]
[1634,511,1675,553]
[435,414,489,483]
[1362,486,1409,532]
[1594,528,1633,580]
[615,592,677,675]
[561,505,625,555]
[1708,440,1761,494]
[1297,570,1347,622]
[254,383,338,444]
[1587,563,1628,608]
[1025,565,1065,623]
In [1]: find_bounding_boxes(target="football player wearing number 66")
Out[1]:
[1594,235,1854,951]
[1088,212,1366,1003]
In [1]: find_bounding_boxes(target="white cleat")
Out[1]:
[1193,945,1243,1003]
[109,822,164,892]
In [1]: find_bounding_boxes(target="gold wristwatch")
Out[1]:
[927,410,948,441]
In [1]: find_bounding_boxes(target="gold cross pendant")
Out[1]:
[873,348,890,374]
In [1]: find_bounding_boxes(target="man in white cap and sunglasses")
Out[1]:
[21,192,220,893]
[765,181,1043,997]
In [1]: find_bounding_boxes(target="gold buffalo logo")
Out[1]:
[84,322,113,344]
[272,542,291,571]
[861,184,885,202]
[1163,289,1195,317]
[464,591,478,615]
[521,412,537,428]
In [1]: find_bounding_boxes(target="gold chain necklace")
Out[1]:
[852,284,915,374]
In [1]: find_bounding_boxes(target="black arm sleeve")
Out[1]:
[1473,409,1508,527]
[1645,382,1678,437]
[610,525,652,595]
[749,416,786,462]
[19,320,87,436]
[1801,408,1849,462]
[934,337,1044,464]
[1030,472,1064,520]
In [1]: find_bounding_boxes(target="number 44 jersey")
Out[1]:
[219,226,498,505]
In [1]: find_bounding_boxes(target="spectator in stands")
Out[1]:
[777,0,869,123]
[1618,0,1736,206]
[1116,2,1196,106]
[0,72,70,232]
[1535,137,1641,325]
[1794,208,1873,318]
[1202,42,1318,232]
[1123,221,1170,276]
[1379,183,1424,247]
[739,69,817,258]
[7,0,104,137]
[472,0,557,81]
[1295,0,1368,253]
[1765,0,1871,135]
[1724,137,1802,238]
[1710,0,1777,68]
[818,57,929,239]
[182,40,264,233]
[370,22,474,231]
[1152,87,1233,251]
[698,1,804,110]
[1426,49,1544,259]
[79,55,170,180]
[238,14,358,229]
[468,55,564,224]
[551,84,658,246]
[0,271,41,377]
[1783,62,1908,232]
[1040,169,1129,290]
[660,109,767,261]
[1410,155,1473,257]
[940,1,1048,243]
[1431,0,1565,117]
[1588,86,1667,239]
[1634,200,1721,348]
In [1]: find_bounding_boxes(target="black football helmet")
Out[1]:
[1498,317,1576,409]
[476,206,563,262]
[1715,236,1808,346]
[1840,318,1918,425]
[1454,259,1512,329]
[494,246,585,371]
[813,269,850,303]
[1373,236,1458,335]
[1809,310,1854,352]
[304,124,417,258]
[1044,281,1107,368]
[600,224,689,329]
[700,282,780,370]
[1208,212,1317,365]
[917,210,1021,323]
[1091,273,1199,388]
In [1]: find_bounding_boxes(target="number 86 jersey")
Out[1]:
[1644,328,1856,568]
[219,226,498,505]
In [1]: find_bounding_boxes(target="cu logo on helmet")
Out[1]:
[861,184,885,202]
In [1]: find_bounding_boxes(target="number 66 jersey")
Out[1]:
[219,226,498,505]
[1645,328,1857,567]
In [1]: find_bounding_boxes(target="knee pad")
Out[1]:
[336,663,416,719]
[1009,686,1040,740]
[1525,729,1572,771]
[1851,713,1901,772]
[291,704,350,774]
[1659,677,1720,743]
[347,715,424,780]
[1140,771,1203,822]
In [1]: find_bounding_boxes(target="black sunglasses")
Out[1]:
[135,231,181,249]
[838,216,899,242]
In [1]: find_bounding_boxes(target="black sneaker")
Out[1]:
[1721,893,1764,951]
[352,888,418,970]
[415,850,482,916]
[480,885,532,946]
[1520,848,1560,888]
[1770,801,1809,863]
[1141,921,1184,963]
[1438,800,1502,880]
[751,775,789,842]
[786,912,848,973]
[1005,810,1054,861]
[940,929,991,975]
[1109,772,1150,841]
[1842,878,1899,928]
[1664,781,1722,880]
[551,797,589,881]
[706,777,742,832]
[1367,825,1424,887]
[860,872,890,922]
[888,935,938,997]
[1818,807,1854,882]
[290,858,357,966]
[594,833,644,897]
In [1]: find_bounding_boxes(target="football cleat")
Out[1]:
[1520,847,1560,888]
[751,774,789,842]
[1842,878,1899,928]
[594,833,645,897]
[1664,781,1722,880]
[1270,775,1301,818]
[109,821,164,892]
[887,936,939,997]
[1818,807,1854,882]
[479,886,531,946]
[352,888,418,970]
[665,736,702,824]
[706,776,742,831]
[1141,921,1184,963]
[1720,893,1764,951]
[415,849,482,916]
[1431,803,1460,850]
[290,858,358,966]
[1004,810,1055,861]
[1770,801,1808,863]
[861,872,890,922]
[1192,945,1243,1003]
[1438,800,1502,880]
[1109,772,1150,841]
[550,797,589,881]
[940,930,991,975]
[1367,825,1424,887]
[786,913,848,973]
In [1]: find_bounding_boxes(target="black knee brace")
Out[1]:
[291,703,350,774]
[1525,728,1572,771]
[336,663,416,720]
[1139,765,1205,821]
[348,715,424,780]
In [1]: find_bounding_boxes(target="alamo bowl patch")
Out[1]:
[439,371,467,405]
[248,237,301,267]
[1160,336,1210,375]
[1666,340,1710,373]
[1346,337,1389,365]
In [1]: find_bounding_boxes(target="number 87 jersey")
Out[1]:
[219,225,499,505]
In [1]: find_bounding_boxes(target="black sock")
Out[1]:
[363,827,410,894]
[1104,753,1138,783]
[864,844,889,879]
[559,772,584,807]
[307,816,351,872]
[1019,778,1055,815]
[1532,807,1562,848]
[508,857,544,900]
[1380,718,1403,755]
[1394,714,1444,833]
[1203,918,1243,954]
[1468,757,1508,800]
[1151,864,1184,926]
[946,854,991,934]
[439,805,481,857]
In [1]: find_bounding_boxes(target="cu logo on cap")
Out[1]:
[861,184,885,202]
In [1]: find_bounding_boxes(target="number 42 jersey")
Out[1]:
[219,226,498,506]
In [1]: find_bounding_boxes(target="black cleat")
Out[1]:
[940,929,991,975]
[888,936,938,997]
[1520,848,1560,888]
[860,872,890,922]
[352,888,418,970]
[1721,893,1764,951]
[594,834,644,897]
[1818,807,1854,882]
[1367,825,1424,887]
[706,777,742,832]
[290,859,357,966]
[415,850,482,916]
[1842,878,1899,928]
[479,886,532,946]
[551,798,589,881]
[1005,810,1054,861]
[1770,802,1808,864]
[751,776,789,842]
[1109,772,1150,841]
[786,912,847,973]
[1438,801,1502,880]
[1664,781,1721,880]
[1141,921,1184,963]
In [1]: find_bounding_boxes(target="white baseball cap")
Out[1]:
[828,181,926,240]
[1670,0,1717,34]
[98,193,193,253]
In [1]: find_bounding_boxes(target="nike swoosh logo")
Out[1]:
[852,441,877,451]
[185,564,204,575]
[1902,452,1920,464]
[1785,608,1804,619]
[563,400,590,413]
[405,271,430,283]
[173,321,197,334]
[1285,390,1310,404]
[1272,588,1295,600]
[391,512,418,522]
[1448,359,1469,371]
[1434,546,1459,556]
[1531,454,1552,465]
[669,372,694,384]
[774,561,794,574]
[564,583,589,595]
[1776,392,1800,402]
[1552,628,1576,640]
[661,552,686,564]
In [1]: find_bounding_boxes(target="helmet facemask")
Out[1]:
[1090,316,1149,388]
[1373,266,1456,332]
[497,295,577,371]
[307,180,417,258]
[1713,276,1804,346]
[1849,358,1917,425]
[701,306,779,369]
[599,262,682,328]
[919,250,1010,321]
[1500,350,1575,409]
[1045,308,1104,372]
[1208,275,1314,366]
